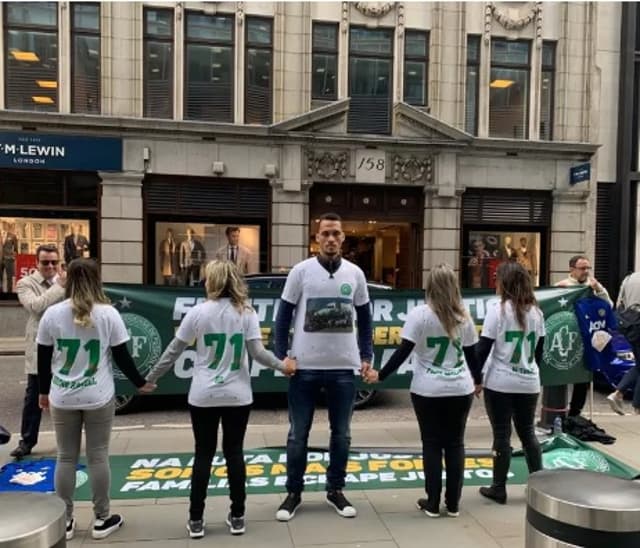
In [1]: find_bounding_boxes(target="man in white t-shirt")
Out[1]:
[273,213,373,522]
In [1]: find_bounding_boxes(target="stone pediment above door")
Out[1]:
[393,102,473,142]
[271,99,350,134]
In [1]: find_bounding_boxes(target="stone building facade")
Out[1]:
[0,2,623,326]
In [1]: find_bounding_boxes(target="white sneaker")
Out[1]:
[66,518,75,540]
[607,393,626,415]
[92,514,124,540]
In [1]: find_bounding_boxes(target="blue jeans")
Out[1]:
[617,342,640,408]
[286,369,356,494]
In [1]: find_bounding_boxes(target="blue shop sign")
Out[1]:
[569,162,590,185]
[0,132,122,171]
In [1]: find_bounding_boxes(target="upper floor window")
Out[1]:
[143,8,173,119]
[489,39,530,139]
[465,35,480,135]
[245,17,273,124]
[4,2,58,112]
[540,41,556,141]
[404,30,428,106]
[312,22,338,101]
[348,26,393,134]
[184,12,234,122]
[71,3,100,114]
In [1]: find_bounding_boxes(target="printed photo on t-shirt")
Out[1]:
[303,297,353,333]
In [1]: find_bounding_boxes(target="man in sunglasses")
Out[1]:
[10,244,66,459]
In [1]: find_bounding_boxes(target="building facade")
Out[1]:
[0,1,623,330]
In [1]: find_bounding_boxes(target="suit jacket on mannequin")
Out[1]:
[215,243,253,274]
[64,234,90,265]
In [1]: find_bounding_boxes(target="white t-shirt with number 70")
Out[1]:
[481,300,545,394]
[36,300,130,410]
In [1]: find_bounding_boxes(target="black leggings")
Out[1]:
[188,404,251,521]
[483,388,542,476]
[411,393,473,510]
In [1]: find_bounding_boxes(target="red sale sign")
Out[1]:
[16,254,38,282]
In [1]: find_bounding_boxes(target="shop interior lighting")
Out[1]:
[490,79,515,89]
[11,50,40,62]
[32,96,54,104]
[36,80,57,89]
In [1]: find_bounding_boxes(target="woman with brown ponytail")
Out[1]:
[36,258,155,541]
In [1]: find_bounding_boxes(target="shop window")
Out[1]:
[143,7,174,119]
[489,39,530,139]
[245,17,273,125]
[184,12,234,122]
[540,41,555,141]
[403,30,428,107]
[463,230,542,289]
[71,2,100,114]
[0,216,92,294]
[465,35,480,135]
[312,22,338,101]
[348,26,393,134]
[4,2,58,112]
[153,221,261,286]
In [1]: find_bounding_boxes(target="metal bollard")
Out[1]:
[0,492,66,548]
[525,469,640,547]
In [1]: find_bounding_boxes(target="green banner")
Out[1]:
[70,434,637,500]
[104,284,592,395]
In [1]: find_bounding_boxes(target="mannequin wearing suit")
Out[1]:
[215,226,254,275]
[497,235,516,262]
[159,228,179,285]
[0,221,19,292]
[180,228,206,286]
[63,224,90,265]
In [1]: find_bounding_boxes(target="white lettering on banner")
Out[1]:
[372,300,393,322]
[252,298,278,322]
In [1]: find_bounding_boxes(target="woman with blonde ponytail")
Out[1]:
[364,264,481,518]
[36,258,156,541]
[146,260,296,539]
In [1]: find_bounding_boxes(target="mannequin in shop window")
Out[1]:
[180,228,206,286]
[63,224,90,266]
[159,228,179,285]
[0,220,19,293]
[468,239,491,289]
[215,226,253,275]
[497,235,516,262]
[516,237,537,282]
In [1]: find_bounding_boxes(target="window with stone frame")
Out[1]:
[403,30,429,107]
[312,22,338,101]
[539,41,556,141]
[143,7,174,119]
[465,35,480,135]
[71,2,100,114]
[245,17,273,124]
[4,1,58,112]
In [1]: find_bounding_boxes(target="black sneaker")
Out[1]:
[326,490,357,518]
[66,518,75,540]
[10,442,31,460]
[416,498,440,518]
[479,485,507,505]
[92,514,124,539]
[226,512,246,535]
[276,492,302,521]
[186,519,205,539]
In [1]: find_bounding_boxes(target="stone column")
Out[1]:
[270,181,310,272]
[99,172,144,283]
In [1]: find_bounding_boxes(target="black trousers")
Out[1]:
[484,388,542,478]
[411,393,473,511]
[20,374,42,448]
[568,382,589,417]
[188,404,251,521]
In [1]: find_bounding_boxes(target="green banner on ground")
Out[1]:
[105,284,592,395]
[72,435,637,500]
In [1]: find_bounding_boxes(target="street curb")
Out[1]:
[0,351,23,356]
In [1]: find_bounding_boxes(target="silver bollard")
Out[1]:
[0,492,66,548]
[525,469,640,547]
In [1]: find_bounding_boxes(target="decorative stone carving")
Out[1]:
[307,151,349,180]
[393,155,433,184]
[341,2,349,34]
[176,2,183,21]
[484,2,542,43]
[397,2,405,37]
[354,2,395,18]
[236,2,244,26]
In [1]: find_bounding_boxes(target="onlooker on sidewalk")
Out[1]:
[477,262,546,505]
[10,244,66,459]
[274,212,373,522]
[555,255,612,418]
[364,264,482,518]
[146,260,295,539]
[607,272,640,415]
[36,258,156,541]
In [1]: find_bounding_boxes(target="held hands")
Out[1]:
[474,384,483,398]
[282,356,297,377]
[138,382,157,394]
[363,368,379,384]
[38,395,49,411]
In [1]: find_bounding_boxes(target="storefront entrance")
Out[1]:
[310,184,423,288]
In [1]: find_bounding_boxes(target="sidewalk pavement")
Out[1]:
[2,416,640,548]
[0,337,24,356]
